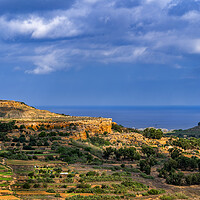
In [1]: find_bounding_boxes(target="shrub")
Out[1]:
[141,145,157,157]
[28,172,34,177]
[23,182,30,189]
[33,183,40,188]
[89,136,110,146]
[160,194,176,200]
[112,123,124,132]
[103,147,141,161]
[46,189,56,193]
[160,193,188,200]
[65,195,120,200]
[86,171,99,176]
[166,172,184,185]
[39,131,47,137]
[140,173,154,179]
[55,193,61,197]
[121,164,125,168]
[175,193,188,199]
[148,189,165,195]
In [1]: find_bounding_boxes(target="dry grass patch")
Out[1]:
[16,191,50,196]
[6,160,44,166]
[0,190,13,195]
[67,186,76,188]
[91,185,101,188]
[6,160,65,166]
[0,196,20,200]
[60,193,94,198]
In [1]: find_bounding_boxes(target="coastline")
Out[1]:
[38,105,200,130]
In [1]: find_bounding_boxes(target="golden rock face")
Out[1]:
[0,100,112,137]
[0,100,64,119]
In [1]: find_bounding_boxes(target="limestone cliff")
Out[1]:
[0,100,112,135]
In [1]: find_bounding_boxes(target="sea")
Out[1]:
[38,106,200,130]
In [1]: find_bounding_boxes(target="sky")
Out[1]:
[1,0,200,106]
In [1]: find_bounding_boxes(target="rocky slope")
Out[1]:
[0,100,112,135]
[0,100,65,119]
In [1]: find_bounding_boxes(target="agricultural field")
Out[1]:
[0,121,199,199]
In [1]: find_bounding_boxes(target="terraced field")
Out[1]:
[0,117,198,199]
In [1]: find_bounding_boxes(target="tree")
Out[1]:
[139,160,146,171]
[39,131,47,137]
[163,159,178,171]
[143,128,163,139]
[141,145,156,157]
[143,165,151,175]
[103,147,114,160]
[169,148,181,159]
[166,171,184,185]
[0,121,15,132]
[23,182,31,189]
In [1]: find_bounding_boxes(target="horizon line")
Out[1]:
[35,105,200,107]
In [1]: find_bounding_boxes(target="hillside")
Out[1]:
[0,100,65,120]
[0,101,199,199]
[0,100,112,137]
[0,121,197,199]
[169,124,200,138]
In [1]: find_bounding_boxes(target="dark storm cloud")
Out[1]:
[0,0,75,14]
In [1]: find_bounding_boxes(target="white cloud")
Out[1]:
[0,0,200,74]
[0,15,81,39]
[145,0,173,8]
[26,50,70,74]
[189,39,200,54]
[182,10,200,22]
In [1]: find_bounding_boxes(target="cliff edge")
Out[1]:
[0,100,112,136]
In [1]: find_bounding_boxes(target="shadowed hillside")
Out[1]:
[169,123,200,138]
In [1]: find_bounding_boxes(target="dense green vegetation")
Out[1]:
[158,148,200,185]
[0,120,15,132]
[88,136,111,146]
[66,195,121,200]
[103,147,140,161]
[67,178,150,197]
[160,193,188,200]
[111,123,140,133]
[0,120,198,199]
[138,145,160,175]
[169,123,200,138]
[171,137,200,149]
[143,128,163,139]
[56,146,98,164]
[111,123,124,133]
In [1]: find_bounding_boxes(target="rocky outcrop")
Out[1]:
[18,118,112,138]
[0,100,112,136]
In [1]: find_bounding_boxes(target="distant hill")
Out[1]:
[0,100,112,129]
[0,100,66,120]
[168,124,200,138]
